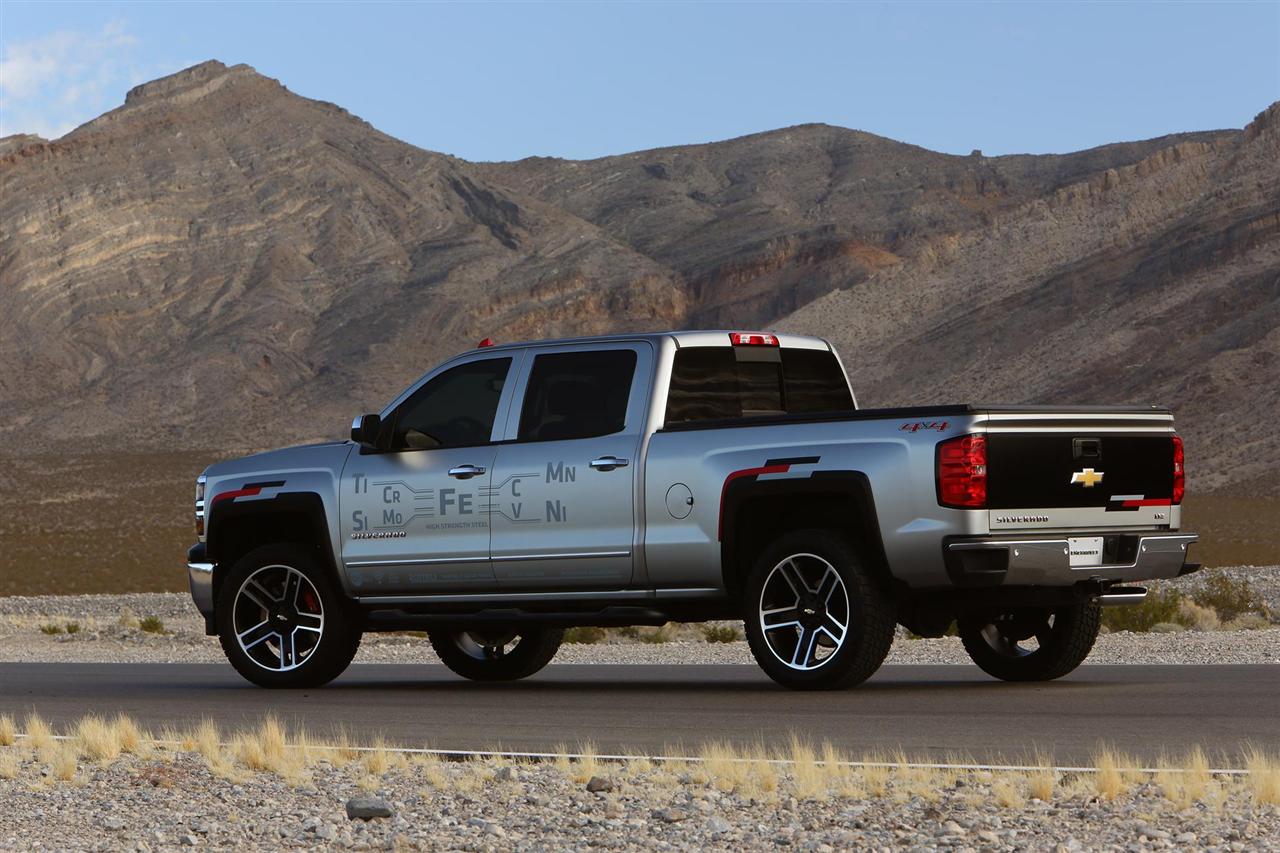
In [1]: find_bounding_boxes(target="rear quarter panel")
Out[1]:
[642,416,987,590]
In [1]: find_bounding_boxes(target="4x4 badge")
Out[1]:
[1070,468,1104,487]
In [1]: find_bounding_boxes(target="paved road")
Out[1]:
[2,663,1277,764]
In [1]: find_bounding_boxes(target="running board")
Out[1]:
[1098,586,1148,607]
[362,605,671,631]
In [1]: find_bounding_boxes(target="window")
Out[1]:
[781,348,854,413]
[664,346,853,425]
[518,350,638,442]
[390,358,511,450]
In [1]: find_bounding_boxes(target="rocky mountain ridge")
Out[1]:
[1,60,1276,493]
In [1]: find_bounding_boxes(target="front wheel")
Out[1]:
[216,543,361,688]
[429,628,563,681]
[958,603,1101,682]
[743,530,895,690]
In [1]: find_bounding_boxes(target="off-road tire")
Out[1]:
[429,628,564,681]
[742,530,895,690]
[216,543,361,688]
[958,603,1101,682]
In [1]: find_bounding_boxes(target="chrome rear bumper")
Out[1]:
[945,532,1198,588]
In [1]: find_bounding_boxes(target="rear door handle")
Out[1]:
[589,456,629,472]
[448,465,487,479]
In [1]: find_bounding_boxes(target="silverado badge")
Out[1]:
[1070,468,1104,487]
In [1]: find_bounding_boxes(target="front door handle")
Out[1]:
[448,465,487,479]
[589,456,629,472]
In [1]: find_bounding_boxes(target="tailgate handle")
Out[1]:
[1073,438,1101,461]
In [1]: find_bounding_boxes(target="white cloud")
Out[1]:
[0,21,172,139]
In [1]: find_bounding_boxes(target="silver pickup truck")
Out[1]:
[188,331,1198,690]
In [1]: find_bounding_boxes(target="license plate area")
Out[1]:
[1068,536,1104,567]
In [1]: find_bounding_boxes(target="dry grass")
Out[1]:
[232,716,301,782]
[1094,746,1129,800]
[49,742,78,783]
[992,775,1026,808]
[1244,746,1280,806]
[113,715,143,754]
[789,737,827,800]
[569,743,601,784]
[413,750,448,788]
[363,737,404,777]
[75,715,122,762]
[7,710,1275,816]
[1029,754,1057,801]
[0,714,15,747]
[23,714,55,760]
[1159,747,1213,810]
[860,752,892,798]
[892,749,943,802]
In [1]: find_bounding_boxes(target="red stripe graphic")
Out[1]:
[211,486,263,505]
[1120,498,1171,507]
[718,464,791,540]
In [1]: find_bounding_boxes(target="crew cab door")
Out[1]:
[338,353,520,595]
[487,341,652,591]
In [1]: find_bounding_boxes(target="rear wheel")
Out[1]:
[216,543,361,688]
[958,603,1101,682]
[429,628,563,681]
[743,530,895,690]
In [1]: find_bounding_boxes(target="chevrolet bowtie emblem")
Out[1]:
[1070,468,1104,487]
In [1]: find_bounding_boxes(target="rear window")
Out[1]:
[665,346,852,425]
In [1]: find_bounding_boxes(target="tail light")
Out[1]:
[937,434,987,508]
[1172,435,1185,505]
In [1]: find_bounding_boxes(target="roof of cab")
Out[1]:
[463,330,832,353]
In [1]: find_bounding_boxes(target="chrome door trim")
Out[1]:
[492,550,631,563]
[346,556,491,568]
[353,585,723,606]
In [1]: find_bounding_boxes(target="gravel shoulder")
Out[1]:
[2,567,1278,666]
[1,735,1278,852]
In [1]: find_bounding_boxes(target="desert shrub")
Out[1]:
[138,616,166,634]
[64,622,80,635]
[1224,613,1272,631]
[563,626,607,644]
[1191,572,1269,623]
[1176,598,1220,631]
[38,623,62,635]
[702,624,741,643]
[1101,588,1185,633]
[1150,622,1185,633]
[640,624,676,644]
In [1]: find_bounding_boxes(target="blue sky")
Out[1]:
[2,1,1277,161]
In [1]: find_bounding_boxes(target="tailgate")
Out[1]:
[980,409,1179,532]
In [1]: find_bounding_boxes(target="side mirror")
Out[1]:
[351,413,382,448]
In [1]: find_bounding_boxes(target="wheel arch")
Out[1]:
[206,492,344,619]
[719,471,892,600]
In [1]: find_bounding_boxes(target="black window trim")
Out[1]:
[366,353,519,455]
[662,343,854,428]
[501,341,653,445]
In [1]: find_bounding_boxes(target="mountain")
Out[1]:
[780,103,1280,494]
[2,60,1277,494]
